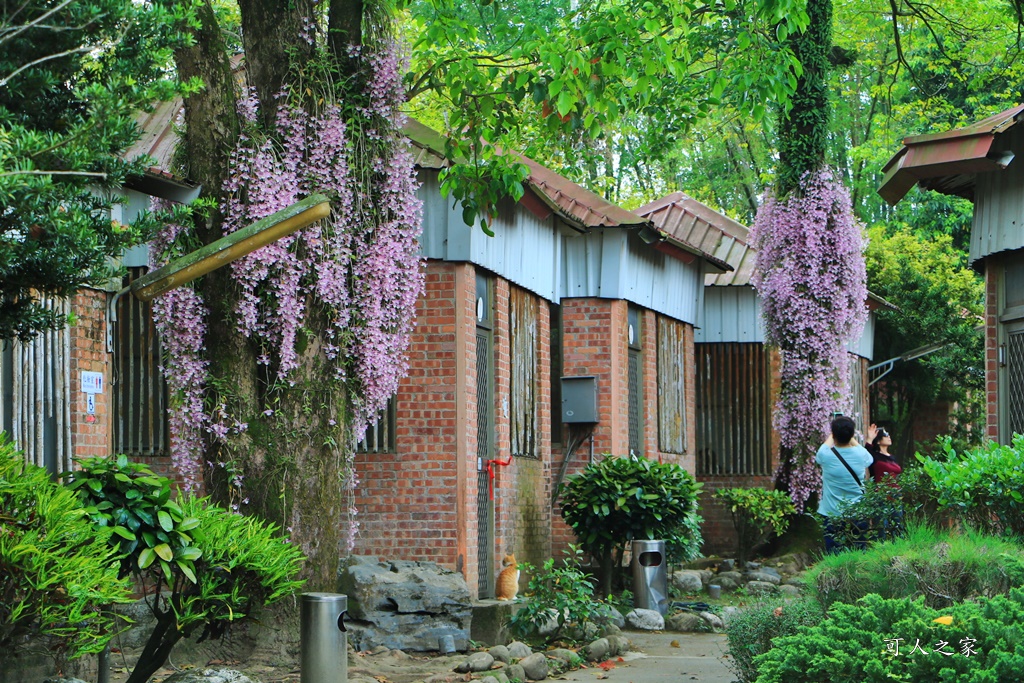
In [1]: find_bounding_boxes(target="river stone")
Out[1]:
[506,664,526,682]
[44,679,89,683]
[519,652,549,680]
[626,608,665,631]
[717,571,744,584]
[584,638,610,662]
[489,645,511,663]
[744,561,762,570]
[601,623,622,636]
[780,584,803,597]
[481,674,510,683]
[699,611,724,630]
[595,604,626,628]
[455,651,495,673]
[162,671,256,683]
[719,606,742,627]
[746,581,780,596]
[338,556,472,652]
[547,648,577,665]
[607,635,631,656]
[666,612,706,632]
[507,641,533,659]
[715,576,740,591]
[717,559,736,572]
[670,570,704,594]
[745,571,781,585]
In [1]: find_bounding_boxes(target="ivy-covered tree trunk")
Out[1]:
[162,0,422,589]
[750,0,868,511]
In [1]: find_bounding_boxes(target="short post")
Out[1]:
[300,592,348,683]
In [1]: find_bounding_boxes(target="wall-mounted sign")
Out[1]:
[81,371,104,394]
[86,394,96,415]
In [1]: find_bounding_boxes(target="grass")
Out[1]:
[806,521,1024,609]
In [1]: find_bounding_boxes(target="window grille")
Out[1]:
[1008,328,1024,438]
[549,303,562,444]
[113,267,168,458]
[696,342,773,476]
[627,307,643,456]
[657,319,686,454]
[356,398,396,453]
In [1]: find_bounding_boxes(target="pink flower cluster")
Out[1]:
[750,168,868,511]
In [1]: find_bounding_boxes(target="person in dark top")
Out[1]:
[866,424,902,483]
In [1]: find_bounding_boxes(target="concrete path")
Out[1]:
[559,631,736,683]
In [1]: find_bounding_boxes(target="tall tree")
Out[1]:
[159,0,813,587]
[0,0,191,340]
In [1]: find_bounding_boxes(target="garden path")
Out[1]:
[560,631,735,683]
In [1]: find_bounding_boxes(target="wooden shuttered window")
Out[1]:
[510,287,537,458]
[657,319,686,454]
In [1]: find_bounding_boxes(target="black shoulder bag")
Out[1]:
[831,446,865,493]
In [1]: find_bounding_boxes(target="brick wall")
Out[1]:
[985,264,1000,441]
[352,262,467,572]
[69,289,112,460]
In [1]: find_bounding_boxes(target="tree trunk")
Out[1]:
[171,0,357,590]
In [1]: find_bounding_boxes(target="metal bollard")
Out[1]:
[631,539,668,615]
[300,592,349,683]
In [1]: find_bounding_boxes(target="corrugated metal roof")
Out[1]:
[878,103,1024,205]
[637,192,754,285]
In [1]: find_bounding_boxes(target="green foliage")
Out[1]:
[919,436,1024,539]
[508,545,606,645]
[865,227,985,456]
[753,590,1024,682]
[407,0,810,226]
[69,455,202,584]
[69,455,304,683]
[714,487,796,564]
[724,596,824,683]
[0,434,132,660]
[0,0,197,339]
[827,478,906,550]
[807,523,1024,611]
[559,454,703,593]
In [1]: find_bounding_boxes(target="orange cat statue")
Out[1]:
[495,553,520,601]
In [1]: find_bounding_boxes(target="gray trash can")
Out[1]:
[631,539,668,615]
[301,592,348,683]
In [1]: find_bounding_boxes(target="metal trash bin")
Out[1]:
[631,539,668,615]
[301,592,349,683]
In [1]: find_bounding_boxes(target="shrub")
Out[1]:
[753,590,1024,683]
[828,477,906,550]
[559,454,702,595]
[508,545,607,645]
[714,487,796,565]
[919,435,1024,538]
[806,522,1024,610]
[724,596,824,683]
[0,435,132,662]
[71,455,305,683]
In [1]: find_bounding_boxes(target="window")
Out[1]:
[657,319,686,454]
[549,303,563,444]
[356,397,396,453]
[113,267,168,458]
[627,306,643,456]
[696,343,773,476]
[510,288,538,457]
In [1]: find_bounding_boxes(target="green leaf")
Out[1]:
[138,547,156,569]
[158,510,174,532]
[177,560,197,584]
[111,526,135,541]
[153,543,173,562]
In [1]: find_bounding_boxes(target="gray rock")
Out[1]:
[162,671,257,683]
[563,621,601,643]
[759,566,781,578]
[715,576,740,591]
[338,556,472,652]
[594,604,626,628]
[626,608,665,631]
[546,648,577,665]
[44,679,89,683]
[490,645,511,663]
[780,584,803,597]
[455,651,495,673]
[507,640,533,660]
[744,561,762,570]
[699,611,724,630]
[718,559,735,572]
[481,674,510,683]
[696,569,715,585]
[607,635,631,657]
[519,652,549,680]
[746,580,780,596]
[719,606,742,627]
[666,612,706,632]
[717,571,744,584]
[536,609,563,637]
[601,623,622,636]
[745,571,781,585]
[584,637,610,662]
[670,570,704,594]
[506,664,526,682]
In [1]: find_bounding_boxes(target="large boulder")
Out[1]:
[670,570,704,594]
[338,556,472,652]
[625,608,664,631]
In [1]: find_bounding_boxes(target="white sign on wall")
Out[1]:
[81,371,104,394]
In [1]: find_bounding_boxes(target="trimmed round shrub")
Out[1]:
[725,596,824,683]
